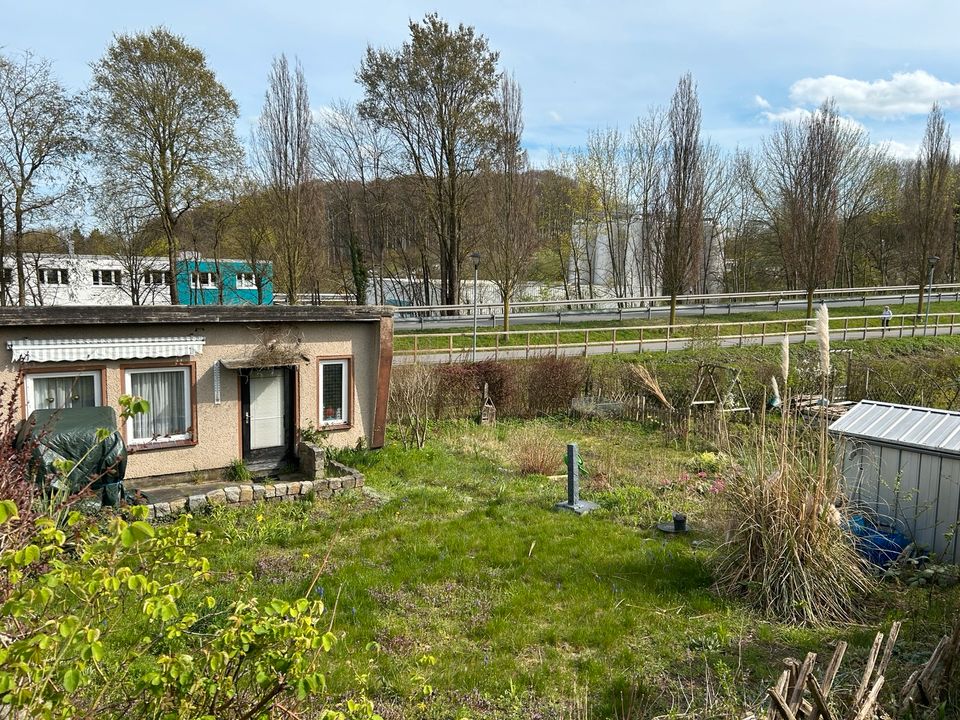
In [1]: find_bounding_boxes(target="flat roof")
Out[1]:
[0,304,393,328]
[829,400,960,457]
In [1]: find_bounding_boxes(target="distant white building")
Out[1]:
[567,215,726,299]
[1,254,171,307]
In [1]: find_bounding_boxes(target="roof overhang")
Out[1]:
[8,337,205,363]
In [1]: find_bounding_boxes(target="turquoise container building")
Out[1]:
[175,259,273,305]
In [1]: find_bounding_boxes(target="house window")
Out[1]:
[124,367,193,445]
[318,359,349,425]
[190,271,219,289]
[39,268,69,285]
[25,371,101,414]
[92,269,122,286]
[235,272,257,290]
[1,268,11,285]
[142,270,171,286]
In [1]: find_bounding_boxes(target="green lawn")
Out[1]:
[184,418,959,718]
[395,300,960,355]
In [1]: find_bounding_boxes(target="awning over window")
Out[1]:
[7,337,205,363]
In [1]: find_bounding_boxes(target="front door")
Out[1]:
[241,367,295,470]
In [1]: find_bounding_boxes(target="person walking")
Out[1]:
[881,305,893,330]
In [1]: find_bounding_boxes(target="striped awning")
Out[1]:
[7,337,205,362]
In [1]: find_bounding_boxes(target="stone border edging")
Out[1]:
[144,465,365,520]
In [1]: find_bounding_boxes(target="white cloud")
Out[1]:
[761,106,867,135]
[762,107,812,124]
[754,95,771,109]
[788,70,960,118]
[548,110,563,123]
[875,140,919,160]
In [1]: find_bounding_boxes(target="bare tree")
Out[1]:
[629,106,668,297]
[358,13,501,308]
[314,100,397,304]
[662,73,705,324]
[901,104,955,315]
[228,179,276,305]
[90,28,242,304]
[0,51,84,306]
[746,100,874,316]
[478,75,538,331]
[252,54,316,303]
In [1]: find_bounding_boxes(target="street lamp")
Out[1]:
[470,252,481,362]
[925,256,940,333]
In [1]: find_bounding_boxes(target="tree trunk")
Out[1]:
[806,286,815,319]
[669,292,677,326]
[917,278,926,318]
[15,197,25,307]
[503,296,510,333]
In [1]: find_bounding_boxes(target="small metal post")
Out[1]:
[925,256,939,334]
[567,443,579,505]
[470,252,481,361]
[556,442,598,515]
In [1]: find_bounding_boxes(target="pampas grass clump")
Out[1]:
[713,334,874,626]
[713,416,873,625]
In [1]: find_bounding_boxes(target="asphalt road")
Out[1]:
[394,290,958,331]
[394,320,954,364]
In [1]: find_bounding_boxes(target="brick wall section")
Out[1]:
[143,461,365,520]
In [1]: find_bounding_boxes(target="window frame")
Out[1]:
[142,270,172,286]
[235,271,257,290]
[121,363,197,451]
[316,356,352,429]
[190,270,219,289]
[39,268,69,285]
[23,368,105,415]
[91,269,122,286]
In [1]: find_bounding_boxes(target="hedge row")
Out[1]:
[391,338,960,422]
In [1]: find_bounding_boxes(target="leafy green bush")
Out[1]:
[685,451,727,475]
[0,504,377,719]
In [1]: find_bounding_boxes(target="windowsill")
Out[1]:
[127,437,196,453]
[318,421,351,432]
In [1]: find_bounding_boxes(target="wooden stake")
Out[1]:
[852,676,885,720]
[788,652,817,713]
[767,687,798,720]
[805,675,835,720]
[852,632,884,708]
[876,621,901,678]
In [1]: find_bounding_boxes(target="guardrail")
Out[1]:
[394,312,960,363]
[390,283,960,318]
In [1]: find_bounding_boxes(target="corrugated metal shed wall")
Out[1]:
[833,402,960,563]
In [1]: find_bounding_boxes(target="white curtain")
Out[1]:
[31,375,96,411]
[130,370,187,440]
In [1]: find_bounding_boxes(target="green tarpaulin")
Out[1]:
[16,406,128,506]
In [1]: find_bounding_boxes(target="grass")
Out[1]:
[394,299,960,354]
[177,417,960,718]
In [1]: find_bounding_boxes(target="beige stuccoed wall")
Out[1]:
[1,320,382,480]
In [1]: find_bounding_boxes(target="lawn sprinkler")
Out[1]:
[555,443,598,515]
[657,512,689,534]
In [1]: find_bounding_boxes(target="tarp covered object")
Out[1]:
[16,407,128,506]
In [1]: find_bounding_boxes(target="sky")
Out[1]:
[5,0,960,164]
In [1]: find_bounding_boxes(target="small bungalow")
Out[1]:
[0,305,393,482]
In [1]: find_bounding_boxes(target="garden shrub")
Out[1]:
[510,424,563,475]
[525,356,588,417]
[0,505,378,719]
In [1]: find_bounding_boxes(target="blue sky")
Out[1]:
[5,0,960,163]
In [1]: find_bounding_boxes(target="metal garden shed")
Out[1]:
[829,400,960,564]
